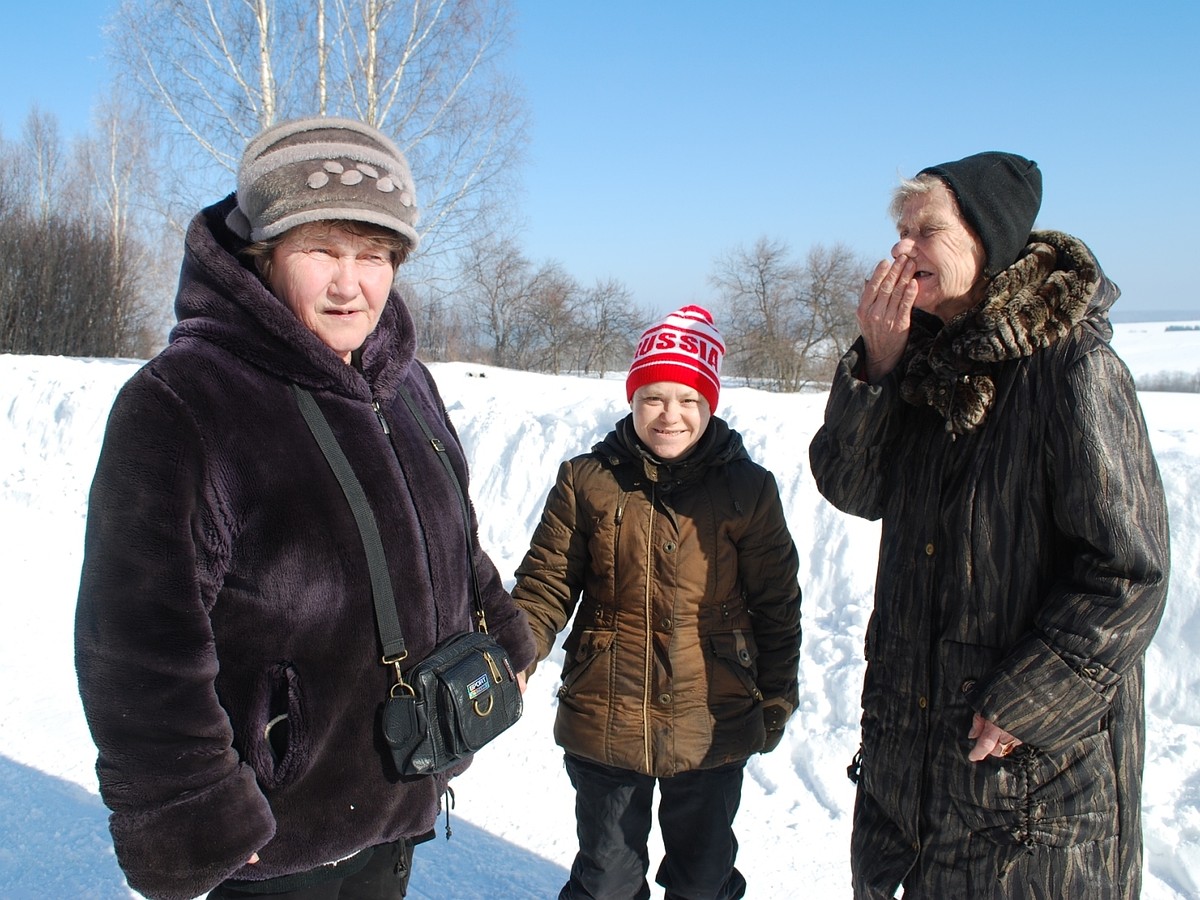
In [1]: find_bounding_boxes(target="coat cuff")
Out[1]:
[969,633,1113,751]
[822,343,902,449]
[491,607,538,674]
[110,763,275,900]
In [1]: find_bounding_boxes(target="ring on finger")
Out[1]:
[997,739,1018,757]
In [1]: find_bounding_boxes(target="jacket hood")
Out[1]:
[594,414,748,487]
[899,229,1117,434]
[170,193,418,402]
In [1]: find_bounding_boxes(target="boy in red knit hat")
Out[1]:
[513,305,803,900]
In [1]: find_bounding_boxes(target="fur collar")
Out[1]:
[898,230,1110,434]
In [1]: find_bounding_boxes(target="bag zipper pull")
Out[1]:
[483,650,504,683]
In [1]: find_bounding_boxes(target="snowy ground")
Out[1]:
[1,320,1197,898]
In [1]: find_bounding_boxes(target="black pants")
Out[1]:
[207,839,414,900]
[559,754,747,900]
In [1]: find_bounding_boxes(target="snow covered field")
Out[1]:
[1,319,1197,898]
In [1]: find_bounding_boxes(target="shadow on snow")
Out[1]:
[0,754,567,900]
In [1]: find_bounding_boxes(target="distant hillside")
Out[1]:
[1108,308,1199,323]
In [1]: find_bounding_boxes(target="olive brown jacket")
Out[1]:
[513,416,802,777]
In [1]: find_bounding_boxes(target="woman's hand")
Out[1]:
[517,670,527,695]
[967,712,1023,761]
[858,255,917,382]
[247,852,260,865]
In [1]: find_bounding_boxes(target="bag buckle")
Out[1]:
[383,651,414,698]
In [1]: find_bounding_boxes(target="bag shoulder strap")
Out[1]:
[291,384,407,662]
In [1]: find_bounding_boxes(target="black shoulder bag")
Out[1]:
[292,383,522,776]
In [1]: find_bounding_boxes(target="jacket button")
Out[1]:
[664,541,677,553]
[961,679,975,694]
[924,542,935,556]
[918,696,928,709]
[661,617,672,630]
[659,693,672,705]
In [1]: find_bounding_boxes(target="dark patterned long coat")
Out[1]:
[74,194,535,900]
[809,231,1169,899]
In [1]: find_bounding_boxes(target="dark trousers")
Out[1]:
[207,839,414,900]
[560,753,747,900]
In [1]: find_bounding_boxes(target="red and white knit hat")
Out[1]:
[626,305,725,411]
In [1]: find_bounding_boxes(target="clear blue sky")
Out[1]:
[4,1,1197,319]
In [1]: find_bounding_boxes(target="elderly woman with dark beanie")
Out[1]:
[809,152,1170,898]
[74,117,535,900]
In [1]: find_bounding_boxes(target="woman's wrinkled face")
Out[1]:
[891,181,986,320]
[268,223,395,362]
[631,382,712,461]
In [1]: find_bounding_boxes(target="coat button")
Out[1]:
[661,617,672,630]
[659,693,672,705]
[925,542,935,556]
[918,696,928,709]
[961,680,975,694]
[663,541,677,553]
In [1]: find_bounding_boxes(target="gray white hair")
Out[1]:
[888,172,945,224]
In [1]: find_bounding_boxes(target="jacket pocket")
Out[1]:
[248,662,308,791]
[557,629,615,711]
[940,641,1118,851]
[948,731,1119,850]
[708,630,763,704]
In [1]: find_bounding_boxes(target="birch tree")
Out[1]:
[109,0,527,264]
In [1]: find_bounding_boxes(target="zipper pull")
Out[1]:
[483,650,504,683]
[372,400,391,434]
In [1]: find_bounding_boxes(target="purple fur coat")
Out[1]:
[75,194,536,900]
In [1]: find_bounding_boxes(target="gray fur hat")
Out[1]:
[227,116,419,249]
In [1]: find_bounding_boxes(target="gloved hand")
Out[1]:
[760,697,793,753]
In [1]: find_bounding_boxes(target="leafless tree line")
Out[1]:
[710,237,866,391]
[5,0,870,387]
[0,102,865,386]
[456,240,644,374]
[1134,370,1200,393]
[0,108,170,358]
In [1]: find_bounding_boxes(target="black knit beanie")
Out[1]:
[918,151,1042,277]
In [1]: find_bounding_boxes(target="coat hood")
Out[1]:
[899,229,1117,434]
[170,193,418,402]
[594,414,749,487]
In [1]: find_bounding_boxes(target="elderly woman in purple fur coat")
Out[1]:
[74,117,535,900]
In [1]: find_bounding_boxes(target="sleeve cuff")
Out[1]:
[970,634,1113,751]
